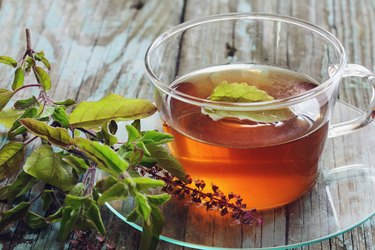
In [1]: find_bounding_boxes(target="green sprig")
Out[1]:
[0,29,186,250]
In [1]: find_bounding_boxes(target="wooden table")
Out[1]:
[0,0,374,249]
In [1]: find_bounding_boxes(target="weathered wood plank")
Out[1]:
[0,0,374,249]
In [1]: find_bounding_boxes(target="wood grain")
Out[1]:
[0,0,374,249]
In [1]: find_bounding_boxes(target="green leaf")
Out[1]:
[126,208,139,223]
[208,81,274,102]
[65,194,93,210]
[46,207,62,223]
[58,206,79,241]
[68,183,85,196]
[54,99,76,106]
[38,106,55,119]
[141,130,174,145]
[20,118,72,147]
[0,56,17,67]
[204,81,294,123]
[8,107,37,137]
[25,211,48,229]
[52,106,69,128]
[97,182,128,206]
[145,144,187,182]
[12,67,25,91]
[0,88,14,112]
[0,109,22,128]
[99,121,118,146]
[35,51,45,57]
[135,141,150,156]
[35,51,51,70]
[95,176,117,193]
[133,177,165,191]
[34,66,51,91]
[14,96,38,110]
[139,206,164,250]
[41,190,54,211]
[74,217,97,232]
[126,148,144,165]
[85,203,105,235]
[62,155,88,175]
[135,192,151,221]
[73,138,129,176]
[0,142,24,181]
[0,171,35,204]
[202,108,295,123]
[147,194,171,206]
[0,202,30,231]
[126,124,142,145]
[69,94,157,129]
[23,56,35,73]
[23,145,76,191]
[131,119,141,132]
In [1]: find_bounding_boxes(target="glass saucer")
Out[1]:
[102,100,375,249]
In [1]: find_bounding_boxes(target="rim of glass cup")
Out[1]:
[145,13,347,111]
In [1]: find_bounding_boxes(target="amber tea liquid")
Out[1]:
[162,65,328,210]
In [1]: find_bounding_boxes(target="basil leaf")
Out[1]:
[141,130,174,145]
[147,194,171,206]
[11,68,25,91]
[62,155,88,175]
[52,106,69,128]
[69,94,156,129]
[23,145,76,191]
[14,96,38,110]
[0,56,17,67]
[85,203,105,235]
[0,142,24,181]
[133,177,165,191]
[58,206,79,241]
[0,109,23,128]
[0,171,35,204]
[8,108,38,137]
[34,66,51,90]
[95,176,117,193]
[54,99,76,106]
[97,182,128,206]
[25,211,48,229]
[208,81,273,102]
[0,88,14,112]
[20,118,72,147]
[73,138,129,176]
[145,144,187,182]
[204,81,295,123]
[139,206,164,250]
[0,202,30,231]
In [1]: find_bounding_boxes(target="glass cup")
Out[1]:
[145,13,375,210]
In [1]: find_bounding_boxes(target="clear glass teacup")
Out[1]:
[145,13,375,210]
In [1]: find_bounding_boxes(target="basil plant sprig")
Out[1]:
[0,29,186,250]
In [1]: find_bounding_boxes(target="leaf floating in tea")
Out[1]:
[203,81,295,123]
[208,81,274,102]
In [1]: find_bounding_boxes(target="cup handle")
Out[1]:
[328,64,375,138]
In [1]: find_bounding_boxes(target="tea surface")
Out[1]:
[163,65,328,209]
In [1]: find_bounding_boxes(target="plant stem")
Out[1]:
[140,167,264,225]
[30,191,43,204]
[26,29,32,54]
[84,163,97,196]
[77,128,98,139]
[14,84,42,94]
[25,29,42,87]
[24,136,38,146]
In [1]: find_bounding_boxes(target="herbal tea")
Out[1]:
[162,65,328,209]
